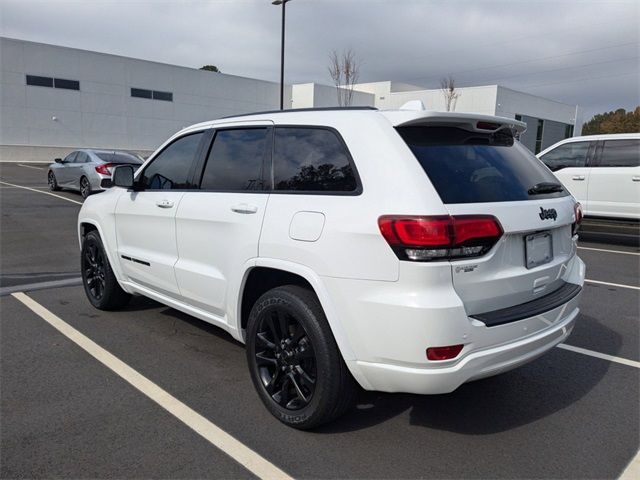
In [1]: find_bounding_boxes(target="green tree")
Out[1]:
[582,107,640,135]
[200,65,220,73]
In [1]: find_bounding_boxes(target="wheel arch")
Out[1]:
[236,259,356,361]
[78,218,128,289]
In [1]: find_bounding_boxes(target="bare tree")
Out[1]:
[440,76,460,112]
[328,49,361,107]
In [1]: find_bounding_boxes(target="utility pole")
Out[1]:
[272,0,291,110]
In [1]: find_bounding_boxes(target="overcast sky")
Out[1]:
[1,0,638,121]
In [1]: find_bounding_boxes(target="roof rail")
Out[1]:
[221,106,378,119]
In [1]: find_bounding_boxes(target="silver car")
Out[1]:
[48,149,144,198]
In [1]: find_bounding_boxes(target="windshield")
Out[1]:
[396,126,568,204]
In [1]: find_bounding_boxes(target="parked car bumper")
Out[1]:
[323,255,585,394]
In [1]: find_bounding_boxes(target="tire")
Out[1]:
[48,170,60,191]
[80,176,91,199]
[246,285,356,429]
[81,230,130,310]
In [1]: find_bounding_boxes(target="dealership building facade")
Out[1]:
[1,37,579,161]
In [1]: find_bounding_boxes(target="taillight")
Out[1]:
[378,215,503,261]
[572,202,583,236]
[427,344,464,361]
[95,163,115,176]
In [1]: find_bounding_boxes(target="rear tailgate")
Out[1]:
[396,120,581,317]
[446,197,577,315]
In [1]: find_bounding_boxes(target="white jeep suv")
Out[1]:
[78,107,585,428]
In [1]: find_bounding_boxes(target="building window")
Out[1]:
[131,87,173,102]
[26,75,53,87]
[564,124,574,138]
[131,88,152,99]
[515,114,522,121]
[535,119,544,154]
[26,75,80,90]
[53,78,80,90]
[152,90,173,102]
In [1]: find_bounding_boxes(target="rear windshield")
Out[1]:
[95,151,143,164]
[397,126,568,204]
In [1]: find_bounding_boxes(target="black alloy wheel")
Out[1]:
[80,176,91,199]
[80,230,130,310]
[48,171,59,191]
[255,307,317,410]
[83,240,106,301]
[246,285,356,429]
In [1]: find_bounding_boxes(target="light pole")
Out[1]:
[272,0,291,110]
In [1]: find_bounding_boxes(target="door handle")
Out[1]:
[571,175,585,181]
[633,176,640,182]
[231,203,258,214]
[156,199,174,208]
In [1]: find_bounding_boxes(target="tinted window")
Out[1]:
[26,75,53,87]
[273,128,357,192]
[540,142,590,171]
[397,126,568,204]
[152,90,173,102]
[599,140,640,167]
[141,132,204,189]
[200,128,267,191]
[131,88,152,99]
[54,78,80,90]
[95,151,143,164]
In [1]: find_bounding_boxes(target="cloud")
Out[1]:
[1,0,638,120]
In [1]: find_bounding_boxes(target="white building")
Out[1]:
[1,37,579,161]
[0,37,290,161]
[338,81,578,153]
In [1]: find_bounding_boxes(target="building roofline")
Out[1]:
[0,35,282,86]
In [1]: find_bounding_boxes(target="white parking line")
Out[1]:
[0,180,82,205]
[17,163,45,170]
[585,279,640,291]
[557,343,640,369]
[578,246,640,256]
[11,292,293,480]
[620,448,640,480]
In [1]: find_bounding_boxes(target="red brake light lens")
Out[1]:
[378,215,503,261]
[476,121,501,130]
[95,163,114,176]
[427,344,464,361]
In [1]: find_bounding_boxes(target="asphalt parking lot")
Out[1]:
[1,161,638,479]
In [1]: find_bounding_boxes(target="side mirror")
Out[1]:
[54,158,63,164]
[112,165,135,189]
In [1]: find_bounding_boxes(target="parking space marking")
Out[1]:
[620,448,640,480]
[0,277,82,297]
[585,279,640,291]
[11,292,293,480]
[578,246,640,256]
[558,344,640,369]
[0,180,82,205]
[17,163,45,170]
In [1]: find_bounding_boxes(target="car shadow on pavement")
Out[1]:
[317,314,622,435]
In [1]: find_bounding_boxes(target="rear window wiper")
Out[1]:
[528,182,564,195]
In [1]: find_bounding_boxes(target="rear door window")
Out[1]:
[397,126,568,204]
[539,142,590,171]
[598,139,640,167]
[199,128,268,191]
[272,127,359,193]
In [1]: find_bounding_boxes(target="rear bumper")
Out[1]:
[323,254,585,394]
[347,296,579,394]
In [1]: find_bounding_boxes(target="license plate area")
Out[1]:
[525,231,553,269]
